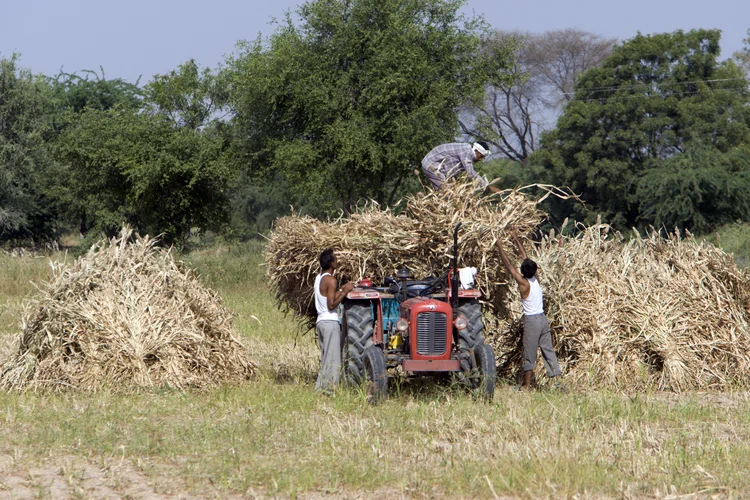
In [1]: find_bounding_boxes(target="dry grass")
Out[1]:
[0,228,254,392]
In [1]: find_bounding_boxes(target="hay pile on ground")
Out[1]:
[266,180,546,329]
[267,180,750,392]
[495,223,750,392]
[0,228,254,392]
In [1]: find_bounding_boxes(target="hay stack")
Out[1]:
[500,223,750,392]
[267,180,750,392]
[0,228,254,392]
[265,180,545,329]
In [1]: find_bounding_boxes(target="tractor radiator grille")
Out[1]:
[416,312,448,355]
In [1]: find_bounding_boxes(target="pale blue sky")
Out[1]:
[1,0,748,83]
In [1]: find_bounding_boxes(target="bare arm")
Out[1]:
[495,239,530,299]
[511,227,529,261]
[322,275,355,311]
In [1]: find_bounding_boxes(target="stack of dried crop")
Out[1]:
[0,228,254,392]
[268,178,750,391]
[490,222,750,392]
[265,180,546,329]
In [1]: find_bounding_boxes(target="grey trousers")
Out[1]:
[421,159,453,189]
[421,164,443,189]
[523,313,561,377]
[315,320,342,392]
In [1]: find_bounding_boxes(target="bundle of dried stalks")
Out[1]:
[268,177,750,391]
[0,228,254,392]
[490,222,750,392]
[265,180,547,329]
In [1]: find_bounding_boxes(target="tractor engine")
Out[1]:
[340,223,496,401]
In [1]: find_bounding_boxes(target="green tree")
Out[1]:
[536,29,750,231]
[49,68,142,114]
[0,54,60,243]
[734,29,750,74]
[634,143,750,232]
[227,0,500,214]
[57,107,232,245]
[45,69,145,234]
[145,59,228,130]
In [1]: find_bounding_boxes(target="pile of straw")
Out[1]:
[267,180,750,391]
[0,228,254,392]
[265,181,546,329]
[492,223,750,392]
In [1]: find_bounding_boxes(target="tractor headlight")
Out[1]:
[454,315,468,330]
[396,318,409,332]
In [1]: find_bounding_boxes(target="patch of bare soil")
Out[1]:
[0,455,207,499]
[0,455,494,499]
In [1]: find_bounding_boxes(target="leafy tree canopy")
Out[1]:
[226,0,506,214]
[57,107,232,245]
[0,54,60,243]
[145,59,229,130]
[734,29,750,74]
[535,29,750,232]
[49,68,142,113]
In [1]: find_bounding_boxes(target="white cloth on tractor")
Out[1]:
[459,267,477,289]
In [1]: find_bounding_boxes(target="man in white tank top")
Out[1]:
[314,248,355,394]
[495,227,562,392]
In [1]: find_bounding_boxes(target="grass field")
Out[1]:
[704,221,750,268]
[2,241,750,498]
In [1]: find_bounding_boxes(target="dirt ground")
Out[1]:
[0,455,212,499]
[0,455,426,499]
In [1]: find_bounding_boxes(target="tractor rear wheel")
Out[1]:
[455,300,485,371]
[363,346,388,402]
[342,301,374,386]
[469,343,496,400]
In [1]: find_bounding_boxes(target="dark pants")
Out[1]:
[523,313,561,377]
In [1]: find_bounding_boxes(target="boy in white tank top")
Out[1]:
[314,248,355,394]
[495,227,562,392]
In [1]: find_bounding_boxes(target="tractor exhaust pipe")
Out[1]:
[451,222,461,309]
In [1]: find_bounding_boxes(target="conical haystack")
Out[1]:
[0,228,254,392]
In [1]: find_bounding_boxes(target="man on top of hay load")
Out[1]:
[421,141,502,193]
[495,228,563,392]
[314,248,355,394]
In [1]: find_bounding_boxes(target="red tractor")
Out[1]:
[341,223,496,400]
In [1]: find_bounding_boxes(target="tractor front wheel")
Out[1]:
[363,346,388,402]
[469,343,496,400]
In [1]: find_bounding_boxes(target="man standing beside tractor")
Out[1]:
[421,141,502,193]
[314,248,355,394]
[495,227,563,392]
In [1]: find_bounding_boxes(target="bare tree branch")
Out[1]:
[460,29,616,165]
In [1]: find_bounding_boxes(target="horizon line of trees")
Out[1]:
[2,0,750,249]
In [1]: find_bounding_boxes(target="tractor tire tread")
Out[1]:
[342,302,374,385]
